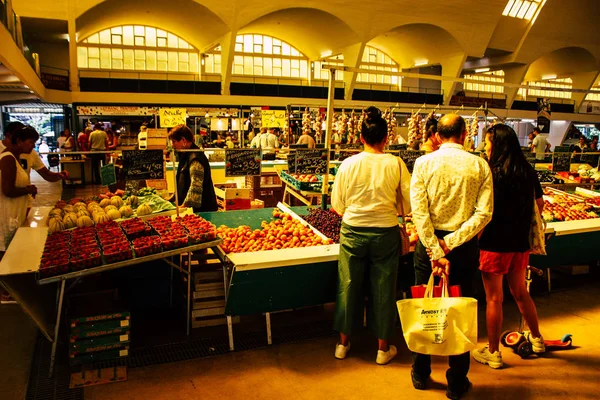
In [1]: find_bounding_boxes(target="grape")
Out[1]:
[302,208,342,243]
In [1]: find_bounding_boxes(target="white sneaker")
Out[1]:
[335,343,351,359]
[376,345,397,365]
[472,346,503,369]
[524,331,546,353]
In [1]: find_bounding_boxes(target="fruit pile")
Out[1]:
[537,170,560,184]
[217,209,332,254]
[301,208,342,243]
[40,215,218,278]
[542,189,598,222]
[289,174,319,183]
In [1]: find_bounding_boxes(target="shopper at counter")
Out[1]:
[106,128,119,151]
[296,131,316,148]
[531,128,551,161]
[420,118,440,153]
[0,126,39,252]
[89,123,108,185]
[57,129,74,152]
[78,127,91,152]
[331,106,411,365]
[410,114,493,399]
[0,122,69,188]
[250,128,265,148]
[472,124,546,370]
[169,124,218,212]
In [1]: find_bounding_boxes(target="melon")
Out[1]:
[107,209,121,220]
[104,205,118,213]
[48,217,65,233]
[74,202,86,208]
[63,205,74,213]
[119,205,134,218]
[76,209,90,218]
[111,196,124,208]
[136,203,152,216]
[126,195,139,208]
[63,212,78,229]
[49,208,63,218]
[99,198,111,208]
[93,212,111,225]
[76,215,94,228]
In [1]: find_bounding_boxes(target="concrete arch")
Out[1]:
[76,0,229,51]
[237,7,360,60]
[367,23,464,69]
[524,47,599,82]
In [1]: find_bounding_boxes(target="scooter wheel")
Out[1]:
[500,331,512,347]
[517,342,533,358]
[561,334,573,343]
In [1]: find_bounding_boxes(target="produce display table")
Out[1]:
[60,156,87,186]
[0,218,222,376]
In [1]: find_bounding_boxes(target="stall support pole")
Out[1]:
[186,251,192,336]
[322,69,336,209]
[266,312,272,345]
[171,149,179,217]
[227,316,234,351]
[49,280,66,378]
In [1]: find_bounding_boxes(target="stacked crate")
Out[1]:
[245,173,284,208]
[69,311,131,366]
[185,249,239,328]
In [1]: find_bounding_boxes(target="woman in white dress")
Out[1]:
[0,126,39,253]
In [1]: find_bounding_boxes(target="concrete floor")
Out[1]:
[85,284,600,400]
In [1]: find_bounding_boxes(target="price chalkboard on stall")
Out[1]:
[389,144,408,151]
[398,150,425,173]
[122,150,165,180]
[552,152,571,173]
[100,163,116,187]
[295,148,329,174]
[580,149,598,166]
[340,143,363,150]
[225,149,262,177]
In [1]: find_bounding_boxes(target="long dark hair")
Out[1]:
[361,106,387,145]
[487,124,531,187]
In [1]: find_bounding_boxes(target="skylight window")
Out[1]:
[502,0,543,20]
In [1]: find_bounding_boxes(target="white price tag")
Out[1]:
[120,319,130,327]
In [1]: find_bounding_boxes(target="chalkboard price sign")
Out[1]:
[340,143,363,150]
[580,149,598,166]
[398,150,425,173]
[225,149,262,177]
[552,152,571,173]
[338,150,359,162]
[100,163,117,187]
[389,144,408,151]
[295,149,329,174]
[122,150,165,180]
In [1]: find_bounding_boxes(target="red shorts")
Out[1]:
[479,250,530,275]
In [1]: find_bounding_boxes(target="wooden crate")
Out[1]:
[214,185,252,211]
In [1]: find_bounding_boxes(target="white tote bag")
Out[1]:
[397,274,478,356]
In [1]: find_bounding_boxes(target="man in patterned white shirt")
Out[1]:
[409,114,493,400]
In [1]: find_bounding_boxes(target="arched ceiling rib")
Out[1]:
[524,47,599,82]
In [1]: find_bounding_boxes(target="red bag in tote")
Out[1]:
[411,276,462,298]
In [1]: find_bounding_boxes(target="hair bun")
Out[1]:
[364,106,382,122]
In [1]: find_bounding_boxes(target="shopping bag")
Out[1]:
[529,197,547,255]
[410,278,462,299]
[397,274,478,356]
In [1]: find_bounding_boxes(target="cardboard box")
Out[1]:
[214,185,252,211]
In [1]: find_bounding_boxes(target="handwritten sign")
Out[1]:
[159,108,187,128]
[225,149,262,177]
[122,150,165,180]
[552,152,571,173]
[261,110,286,128]
[340,143,363,150]
[580,149,598,166]
[295,149,329,174]
[388,144,408,151]
[338,150,359,162]
[398,150,425,173]
[100,163,117,187]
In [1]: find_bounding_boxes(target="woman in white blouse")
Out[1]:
[331,106,412,365]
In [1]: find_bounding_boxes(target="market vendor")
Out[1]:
[331,106,411,365]
[169,124,218,212]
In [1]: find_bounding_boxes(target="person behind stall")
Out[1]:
[420,118,440,153]
[169,124,218,212]
[297,130,316,149]
[472,124,546,369]
[212,135,226,149]
[0,126,39,253]
[410,114,493,399]
[57,129,74,152]
[225,134,235,149]
[531,127,551,161]
[574,135,588,153]
[260,128,279,160]
[250,127,266,149]
[88,123,108,185]
[106,128,119,151]
[331,106,411,366]
[78,127,92,152]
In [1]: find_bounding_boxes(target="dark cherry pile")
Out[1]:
[40,216,217,278]
[302,208,342,243]
[537,170,560,184]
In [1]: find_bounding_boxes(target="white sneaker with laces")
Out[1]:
[376,345,397,365]
[472,346,503,369]
[335,343,351,359]
[524,331,546,353]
